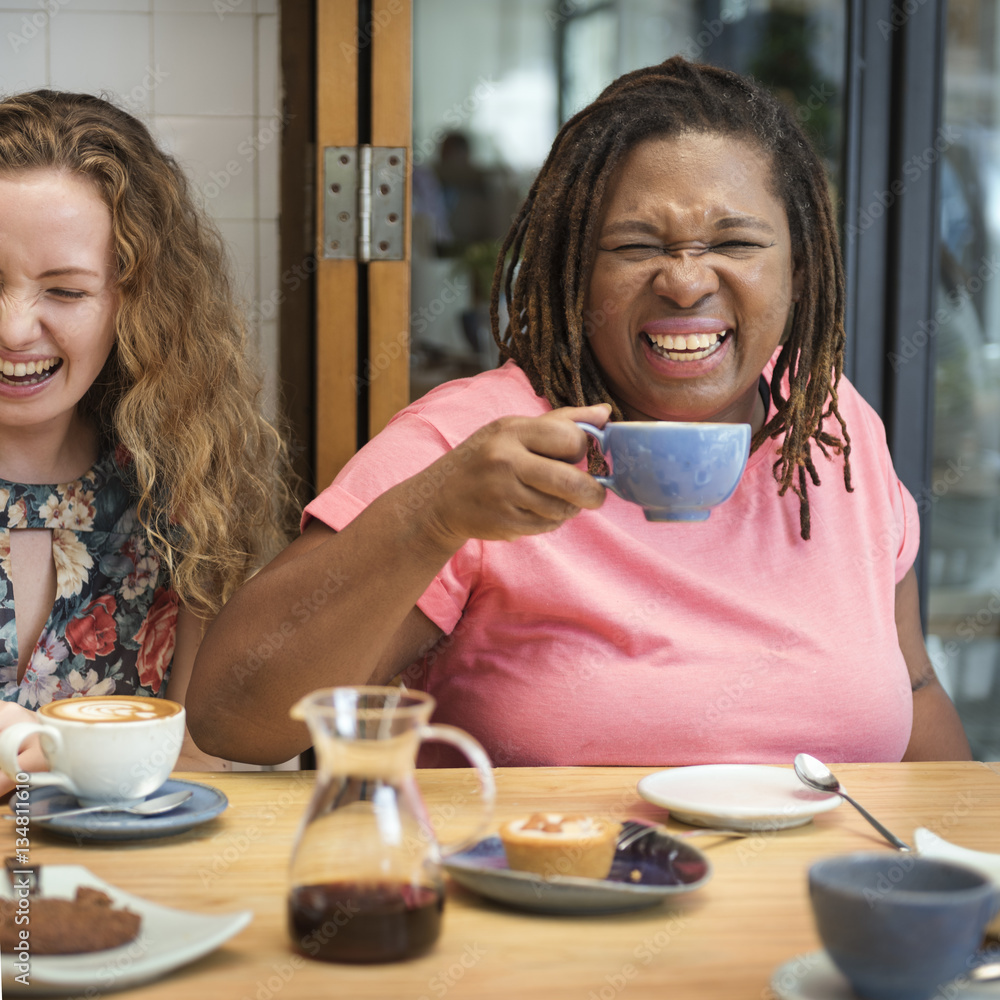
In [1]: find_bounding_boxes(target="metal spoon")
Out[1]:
[5,788,193,822]
[793,753,912,853]
[971,963,1000,983]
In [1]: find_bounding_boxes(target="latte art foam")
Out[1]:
[40,697,182,724]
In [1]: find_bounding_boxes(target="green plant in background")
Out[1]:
[748,9,840,169]
[455,239,502,305]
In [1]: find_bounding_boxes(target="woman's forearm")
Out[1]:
[186,486,458,762]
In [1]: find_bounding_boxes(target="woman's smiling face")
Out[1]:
[585,131,797,428]
[0,168,117,439]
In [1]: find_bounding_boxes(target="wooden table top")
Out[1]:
[5,761,1000,999]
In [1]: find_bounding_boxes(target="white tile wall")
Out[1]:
[153,0,251,13]
[155,115,259,218]
[154,13,255,115]
[257,13,279,113]
[0,12,47,94]
[217,218,259,306]
[256,112,281,219]
[50,13,153,111]
[2,1,155,10]
[257,219,280,313]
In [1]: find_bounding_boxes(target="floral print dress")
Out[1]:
[0,451,178,708]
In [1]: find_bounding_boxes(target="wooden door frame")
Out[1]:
[367,0,412,440]
[315,1,360,491]
[310,0,412,492]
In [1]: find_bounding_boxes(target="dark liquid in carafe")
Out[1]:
[288,881,444,963]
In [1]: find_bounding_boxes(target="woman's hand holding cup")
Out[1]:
[408,403,612,549]
[0,704,47,798]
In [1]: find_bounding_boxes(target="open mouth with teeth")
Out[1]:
[645,330,729,361]
[0,358,62,386]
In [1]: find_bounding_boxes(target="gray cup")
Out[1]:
[808,852,1000,1000]
[576,421,751,522]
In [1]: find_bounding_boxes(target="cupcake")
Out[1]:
[499,813,621,880]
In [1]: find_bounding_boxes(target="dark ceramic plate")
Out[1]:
[443,829,712,914]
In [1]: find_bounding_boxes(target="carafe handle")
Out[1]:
[419,723,496,856]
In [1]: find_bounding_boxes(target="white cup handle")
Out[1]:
[0,720,78,794]
[418,723,496,857]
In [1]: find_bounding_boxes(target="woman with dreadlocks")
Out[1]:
[190,57,970,766]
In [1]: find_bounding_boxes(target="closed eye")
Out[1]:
[48,289,87,300]
[600,240,775,262]
[605,241,771,253]
[713,241,773,251]
[603,244,664,259]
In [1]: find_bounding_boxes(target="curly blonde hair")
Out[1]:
[0,90,297,616]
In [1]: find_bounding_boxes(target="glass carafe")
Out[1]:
[287,686,495,963]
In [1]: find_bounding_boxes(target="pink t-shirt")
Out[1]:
[304,357,918,766]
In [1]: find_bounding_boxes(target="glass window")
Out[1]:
[409,0,846,401]
[926,0,1000,760]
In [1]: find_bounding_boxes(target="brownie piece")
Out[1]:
[0,886,141,954]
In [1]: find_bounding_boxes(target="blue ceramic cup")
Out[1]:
[808,852,1000,1000]
[575,421,751,522]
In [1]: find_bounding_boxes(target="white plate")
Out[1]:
[915,827,1000,882]
[915,827,1000,937]
[0,865,252,995]
[637,764,842,831]
[771,950,1000,1000]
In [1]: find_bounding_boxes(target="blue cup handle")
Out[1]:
[575,421,616,492]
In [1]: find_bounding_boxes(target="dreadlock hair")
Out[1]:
[491,55,851,540]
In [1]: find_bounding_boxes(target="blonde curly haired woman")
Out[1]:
[0,90,297,791]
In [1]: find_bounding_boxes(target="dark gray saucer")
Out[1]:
[444,828,711,914]
[23,779,227,841]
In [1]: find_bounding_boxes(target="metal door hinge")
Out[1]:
[323,145,406,261]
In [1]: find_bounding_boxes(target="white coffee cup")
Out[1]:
[0,695,185,806]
